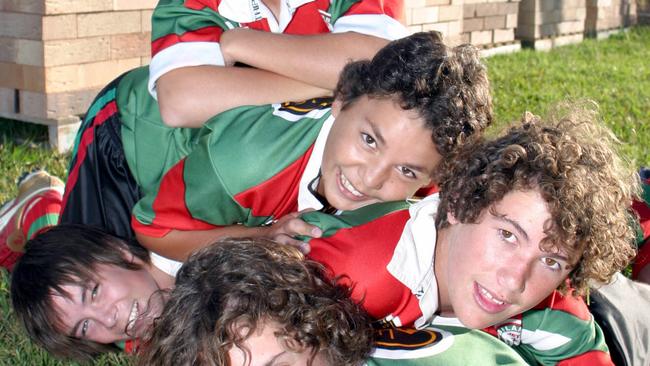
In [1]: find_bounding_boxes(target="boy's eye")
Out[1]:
[361,133,376,147]
[91,284,99,300]
[498,229,516,243]
[81,319,89,338]
[399,166,416,179]
[541,257,561,270]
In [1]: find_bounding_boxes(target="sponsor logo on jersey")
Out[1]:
[496,319,523,346]
[370,327,454,359]
[271,97,333,121]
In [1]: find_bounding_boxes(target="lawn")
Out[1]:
[0,26,649,365]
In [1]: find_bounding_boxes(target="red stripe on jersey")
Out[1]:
[242,19,272,32]
[532,289,591,321]
[234,145,314,219]
[284,0,330,35]
[633,198,650,238]
[557,349,614,366]
[152,26,224,56]
[184,0,220,11]
[134,159,219,238]
[308,209,420,324]
[346,0,404,21]
[61,101,117,215]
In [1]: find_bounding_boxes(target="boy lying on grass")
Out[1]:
[12,104,638,365]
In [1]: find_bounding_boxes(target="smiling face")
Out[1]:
[228,320,329,366]
[318,96,441,211]
[436,189,574,329]
[50,262,163,344]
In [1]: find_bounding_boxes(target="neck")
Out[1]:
[434,226,454,316]
[147,263,175,290]
[262,0,282,20]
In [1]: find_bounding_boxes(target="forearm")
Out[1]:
[222,30,389,90]
[156,65,329,127]
[136,225,270,261]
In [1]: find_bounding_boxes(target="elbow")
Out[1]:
[156,72,204,128]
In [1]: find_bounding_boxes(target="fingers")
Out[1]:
[271,234,311,254]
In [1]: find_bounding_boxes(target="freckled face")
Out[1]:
[318,96,441,211]
[436,189,573,329]
[51,263,163,344]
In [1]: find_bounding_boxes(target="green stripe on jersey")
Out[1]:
[152,0,238,42]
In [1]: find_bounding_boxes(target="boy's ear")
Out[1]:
[332,98,343,118]
[447,211,459,225]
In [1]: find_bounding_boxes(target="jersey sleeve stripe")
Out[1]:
[151,25,224,56]
[332,14,408,40]
[148,41,224,98]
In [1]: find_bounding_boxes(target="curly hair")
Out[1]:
[436,102,639,294]
[334,31,493,157]
[138,238,372,366]
[10,224,150,361]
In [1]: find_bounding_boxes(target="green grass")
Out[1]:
[0,26,649,365]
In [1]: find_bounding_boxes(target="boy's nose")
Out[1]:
[497,257,529,294]
[362,165,389,190]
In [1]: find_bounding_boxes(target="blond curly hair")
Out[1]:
[436,101,639,294]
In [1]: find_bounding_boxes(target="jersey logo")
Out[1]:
[370,327,454,359]
[495,319,522,346]
[271,97,332,121]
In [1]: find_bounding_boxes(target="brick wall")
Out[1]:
[0,0,153,121]
[462,0,520,47]
[516,0,587,49]
[585,0,637,36]
[404,0,464,45]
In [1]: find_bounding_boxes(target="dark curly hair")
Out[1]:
[11,224,150,361]
[436,102,639,295]
[138,238,372,366]
[334,31,493,157]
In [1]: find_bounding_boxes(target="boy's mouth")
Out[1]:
[338,171,366,200]
[473,282,509,314]
[125,301,139,335]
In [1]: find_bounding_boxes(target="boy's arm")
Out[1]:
[150,0,406,127]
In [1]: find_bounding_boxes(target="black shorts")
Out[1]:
[59,73,141,241]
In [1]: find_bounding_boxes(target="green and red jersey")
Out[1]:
[149,0,407,96]
[302,195,613,365]
[131,99,334,237]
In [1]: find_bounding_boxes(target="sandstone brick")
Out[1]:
[406,0,427,7]
[77,11,142,37]
[42,14,77,40]
[464,4,476,18]
[411,6,439,24]
[0,12,41,39]
[463,17,484,31]
[438,5,462,21]
[44,0,112,15]
[506,12,518,27]
[470,29,493,44]
[113,0,156,11]
[0,62,45,91]
[463,0,486,4]
[423,21,449,35]
[476,3,500,16]
[20,88,100,119]
[484,15,506,28]
[110,32,150,60]
[0,37,43,66]
[0,0,45,14]
[493,28,515,43]
[141,10,153,32]
[140,55,151,65]
[0,86,16,114]
[427,0,453,5]
[43,36,110,66]
[45,58,141,92]
[407,24,424,33]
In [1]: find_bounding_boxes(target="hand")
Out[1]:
[262,210,323,254]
